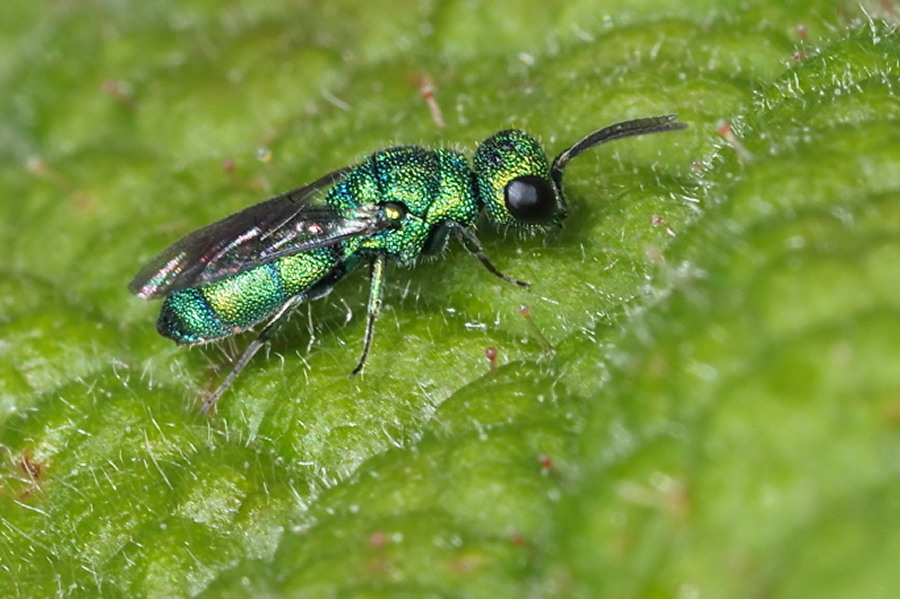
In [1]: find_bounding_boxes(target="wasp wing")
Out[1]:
[130,166,384,299]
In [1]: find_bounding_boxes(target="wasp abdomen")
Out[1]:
[158,247,340,344]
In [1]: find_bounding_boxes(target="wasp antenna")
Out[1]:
[551,114,687,191]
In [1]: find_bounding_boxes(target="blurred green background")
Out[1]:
[1,1,898,597]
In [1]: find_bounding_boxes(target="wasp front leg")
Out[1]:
[454,227,530,289]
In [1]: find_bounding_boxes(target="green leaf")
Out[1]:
[1,2,897,598]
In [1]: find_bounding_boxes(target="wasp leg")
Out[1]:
[200,293,305,414]
[454,228,530,289]
[351,254,386,376]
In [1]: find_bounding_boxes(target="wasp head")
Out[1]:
[472,115,687,234]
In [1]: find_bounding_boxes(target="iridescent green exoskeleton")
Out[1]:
[130,114,686,412]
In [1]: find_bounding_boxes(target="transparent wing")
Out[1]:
[130,166,384,299]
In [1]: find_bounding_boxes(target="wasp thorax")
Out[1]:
[473,129,563,229]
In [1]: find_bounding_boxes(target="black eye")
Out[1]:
[504,175,557,224]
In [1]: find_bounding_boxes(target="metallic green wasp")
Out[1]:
[130,114,686,412]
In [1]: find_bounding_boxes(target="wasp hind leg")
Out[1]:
[200,293,306,414]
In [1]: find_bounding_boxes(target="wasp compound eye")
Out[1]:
[504,175,557,224]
